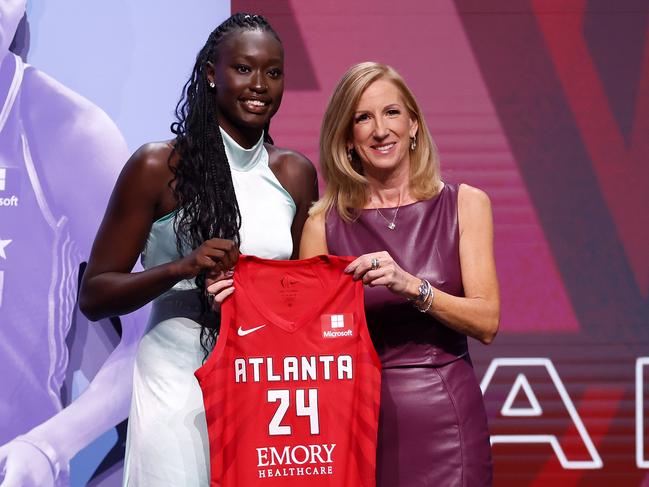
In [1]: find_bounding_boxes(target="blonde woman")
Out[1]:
[300,62,499,486]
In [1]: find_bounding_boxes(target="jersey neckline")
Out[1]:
[235,254,352,333]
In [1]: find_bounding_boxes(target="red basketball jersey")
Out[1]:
[195,254,381,487]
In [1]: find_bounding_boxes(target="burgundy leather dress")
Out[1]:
[326,183,493,487]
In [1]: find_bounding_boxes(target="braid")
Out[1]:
[169,13,281,358]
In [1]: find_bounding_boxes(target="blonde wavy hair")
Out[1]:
[311,61,441,220]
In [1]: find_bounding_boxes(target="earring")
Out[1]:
[347,148,353,162]
[209,81,215,89]
[410,136,417,151]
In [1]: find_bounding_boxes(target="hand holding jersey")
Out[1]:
[344,250,417,296]
[173,238,239,280]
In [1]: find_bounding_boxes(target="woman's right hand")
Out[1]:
[173,238,240,280]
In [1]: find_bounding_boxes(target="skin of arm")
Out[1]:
[299,210,328,258]
[13,142,238,481]
[22,68,233,321]
[1,65,234,487]
[300,184,500,344]
[79,143,238,320]
[430,184,500,343]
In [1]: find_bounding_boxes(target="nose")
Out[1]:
[372,118,389,141]
[250,70,267,93]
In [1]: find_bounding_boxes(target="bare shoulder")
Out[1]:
[266,144,316,178]
[305,210,326,229]
[127,140,175,174]
[457,183,491,214]
[266,144,318,211]
[302,211,326,240]
[118,140,176,194]
[457,183,493,234]
[458,183,491,208]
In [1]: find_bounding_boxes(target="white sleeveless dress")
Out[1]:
[122,129,295,486]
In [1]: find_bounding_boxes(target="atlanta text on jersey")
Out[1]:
[234,355,353,383]
[257,443,336,479]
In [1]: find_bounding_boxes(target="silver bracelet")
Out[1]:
[13,434,69,484]
[413,279,434,312]
[417,288,435,313]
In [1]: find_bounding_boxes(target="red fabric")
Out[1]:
[196,254,381,487]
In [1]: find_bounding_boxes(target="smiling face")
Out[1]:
[349,78,418,178]
[208,29,284,147]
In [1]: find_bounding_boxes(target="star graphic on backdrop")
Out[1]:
[0,238,12,259]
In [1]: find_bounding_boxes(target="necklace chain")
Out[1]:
[374,194,402,230]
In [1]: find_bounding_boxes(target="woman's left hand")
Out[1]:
[344,251,415,297]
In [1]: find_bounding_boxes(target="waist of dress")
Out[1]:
[149,288,219,327]
[366,306,468,368]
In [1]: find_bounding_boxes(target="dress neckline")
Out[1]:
[220,127,266,172]
[360,182,447,211]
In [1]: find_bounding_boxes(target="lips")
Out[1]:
[370,142,396,154]
[240,98,271,114]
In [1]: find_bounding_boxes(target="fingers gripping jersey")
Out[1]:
[195,255,381,487]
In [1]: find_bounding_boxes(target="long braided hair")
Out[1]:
[170,13,281,357]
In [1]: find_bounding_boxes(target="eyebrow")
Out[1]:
[232,54,283,65]
[354,103,403,115]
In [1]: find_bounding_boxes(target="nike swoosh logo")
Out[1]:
[237,324,266,337]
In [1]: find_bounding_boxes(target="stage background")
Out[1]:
[1,0,648,486]
[235,0,649,485]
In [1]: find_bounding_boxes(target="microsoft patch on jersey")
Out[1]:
[320,313,354,339]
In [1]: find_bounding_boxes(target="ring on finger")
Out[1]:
[370,257,380,270]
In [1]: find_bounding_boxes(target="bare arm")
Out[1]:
[21,73,209,320]
[344,184,500,344]
[79,143,238,321]
[299,212,329,258]
[432,184,500,342]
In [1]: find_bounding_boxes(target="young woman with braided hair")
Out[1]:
[79,13,317,486]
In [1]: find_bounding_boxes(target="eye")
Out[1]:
[233,64,251,74]
[354,113,370,123]
[267,68,283,79]
[386,108,401,117]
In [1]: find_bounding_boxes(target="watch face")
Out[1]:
[417,279,430,301]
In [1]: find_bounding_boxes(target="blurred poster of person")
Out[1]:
[0,2,133,486]
[0,1,232,485]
